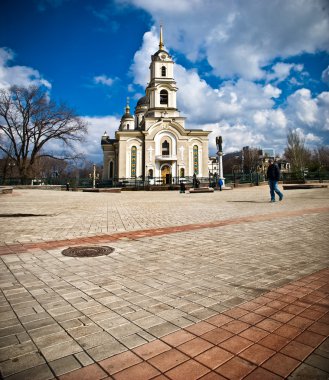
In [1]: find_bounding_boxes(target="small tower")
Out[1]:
[145,25,178,118]
[119,97,134,131]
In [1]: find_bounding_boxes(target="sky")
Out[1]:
[1,0,329,163]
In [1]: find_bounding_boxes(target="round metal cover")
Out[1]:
[62,246,114,257]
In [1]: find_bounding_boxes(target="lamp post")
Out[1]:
[89,164,99,188]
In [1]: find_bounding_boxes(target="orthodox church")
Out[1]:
[101,27,210,184]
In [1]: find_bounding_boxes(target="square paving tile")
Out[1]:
[273,324,302,340]
[206,314,234,327]
[201,327,234,345]
[165,359,210,380]
[238,312,265,325]
[177,337,213,357]
[161,330,195,347]
[295,330,326,348]
[215,356,256,380]
[238,343,275,365]
[270,310,295,323]
[266,300,289,310]
[148,348,189,372]
[258,333,290,351]
[280,340,315,361]
[99,351,142,375]
[256,318,282,332]
[254,306,277,318]
[58,363,107,380]
[299,308,325,321]
[195,346,234,369]
[239,326,269,343]
[308,321,329,336]
[221,320,250,334]
[243,367,284,379]
[185,321,216,336]
[133,340,171,360]
[287,315,314,330]
[223,307,249,319]
[262,352,300,378]
[219,335,253,355]
[113,361,160,380]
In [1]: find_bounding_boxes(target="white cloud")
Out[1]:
[94,75,115,86]
[127,27,329,156]
[130,27,158,87]
[0,47,51,90]
[287,88,318,125]
[266,63,304,83]
[79,115,120,160]
[123,0,329,80]
[322,65,329,84]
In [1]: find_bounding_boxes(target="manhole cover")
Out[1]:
[62,246,114,257]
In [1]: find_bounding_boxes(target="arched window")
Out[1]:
[193,145,199,174]
[126,124,129,129]
[161,66,166,77]
[109,161,114,178]
[160,89,168,105]
[162,140,169,156]
[180,168,185,177]
[148,169,153,178]
[131,146,137,177]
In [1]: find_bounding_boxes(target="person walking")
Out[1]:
[267,159,283,202]
[218,178,223,191]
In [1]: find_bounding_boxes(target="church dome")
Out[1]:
[136,96,149,107]
[120,103,134,121]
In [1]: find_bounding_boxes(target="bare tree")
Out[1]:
[284,129,311,173]
[0,85,87,183]
[315,146,329,171]
[242,146,261,172]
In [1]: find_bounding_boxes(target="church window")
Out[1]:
[160,89,168,105]
[109,161,114,178]
[161,66,166,77]
[193,145,199,174]
[180,168,185,177]
[162,140,169,156]
[131,146,137,177]
[148,169,153,178]
[127,124,129,129]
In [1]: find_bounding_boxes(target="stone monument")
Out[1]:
[216,136,225,188]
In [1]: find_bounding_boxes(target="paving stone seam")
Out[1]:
[1,206,328,256]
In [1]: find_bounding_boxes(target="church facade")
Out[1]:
[101,28,210,184]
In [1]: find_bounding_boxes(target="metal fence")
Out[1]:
[2,171,328,189]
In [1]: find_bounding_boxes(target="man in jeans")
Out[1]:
[267,159,283,202]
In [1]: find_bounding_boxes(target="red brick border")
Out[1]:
[1,206,328,256]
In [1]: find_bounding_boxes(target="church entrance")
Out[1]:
[161,165,171,184]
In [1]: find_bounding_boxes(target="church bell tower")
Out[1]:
[145,26,178,118]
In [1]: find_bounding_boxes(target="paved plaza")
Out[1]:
[0,186,329,379]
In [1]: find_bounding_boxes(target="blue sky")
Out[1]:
[1,0,328,163]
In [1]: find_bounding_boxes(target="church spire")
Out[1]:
[159,24,164,50]
[125,97,130,114]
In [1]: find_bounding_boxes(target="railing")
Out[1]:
[2,171,328,189]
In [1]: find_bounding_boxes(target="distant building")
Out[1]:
[222,147,290,175]
[208,156,219,176]
[101,27,210,184]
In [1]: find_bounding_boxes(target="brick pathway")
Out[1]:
[0,188,328,379]
[50,268,329,380]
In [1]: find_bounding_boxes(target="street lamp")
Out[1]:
[89,164,99,188]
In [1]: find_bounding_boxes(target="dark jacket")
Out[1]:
[267,163,281,181]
